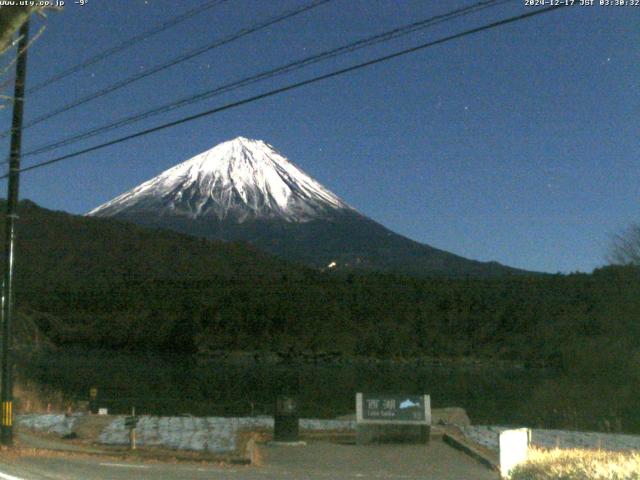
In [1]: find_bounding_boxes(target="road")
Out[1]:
[0,439,498,479]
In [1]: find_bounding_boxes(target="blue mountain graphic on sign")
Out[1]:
[399,399,420,409]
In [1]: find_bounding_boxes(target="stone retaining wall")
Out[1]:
[17,414,355,453]
[24,414,640,455]
[462,425,640,453]
[17,413,77,436]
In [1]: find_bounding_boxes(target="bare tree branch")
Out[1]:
[0,22,45,77]
[0,5,59,56]
[0,7,35,53]
[607,224,640,265]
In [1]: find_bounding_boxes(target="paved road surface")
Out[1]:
[0,439,498,479]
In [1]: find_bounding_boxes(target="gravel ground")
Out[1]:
[462,425,640,452]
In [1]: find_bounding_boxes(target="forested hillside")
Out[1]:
[2,200,637,368]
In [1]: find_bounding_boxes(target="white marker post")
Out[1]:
[499,428,530,478]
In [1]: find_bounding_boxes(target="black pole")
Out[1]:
[1,19,29,446]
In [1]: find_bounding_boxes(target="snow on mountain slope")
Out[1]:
[88,137,353,223]
[87,137,527,277]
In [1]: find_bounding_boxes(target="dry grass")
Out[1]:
[14,380,73,414]
[510,447,640,480]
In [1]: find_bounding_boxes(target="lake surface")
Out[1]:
[18,349,547,425]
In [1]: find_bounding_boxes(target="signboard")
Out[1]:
[356,393,431,425]
[274,395,299,442]
[125,416,139,429]
[276,396,298,416]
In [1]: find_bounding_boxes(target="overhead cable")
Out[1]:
[3,4,566,180]
[16,0,512,161]
[25,0,229,95]
[0,0,332,138]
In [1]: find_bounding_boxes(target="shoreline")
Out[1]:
[194,350,544,370]
[16,345,553,371]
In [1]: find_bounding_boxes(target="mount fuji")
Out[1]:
[89,137,522,277]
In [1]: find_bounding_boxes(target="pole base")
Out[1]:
[1,425,13,446]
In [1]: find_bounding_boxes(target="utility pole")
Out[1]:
[1,19,29,446]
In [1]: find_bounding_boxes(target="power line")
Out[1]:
[16,0,512,162]
[2,4,566,180]
[0,0,332,138]
[25,0,229,95]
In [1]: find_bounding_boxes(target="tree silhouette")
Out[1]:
[608,224,640,265]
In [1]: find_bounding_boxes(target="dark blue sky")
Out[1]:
[1,0,638,273]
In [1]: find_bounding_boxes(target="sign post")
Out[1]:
[356,393,431,445]
[125,407,138,450]
[89,387,98,414]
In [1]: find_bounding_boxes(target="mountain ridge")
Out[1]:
[89,137,529,277]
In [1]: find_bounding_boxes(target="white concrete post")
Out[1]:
[499,428,530,478]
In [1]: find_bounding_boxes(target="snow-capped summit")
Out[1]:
[88,137,352,223]
[89,137,524,277]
